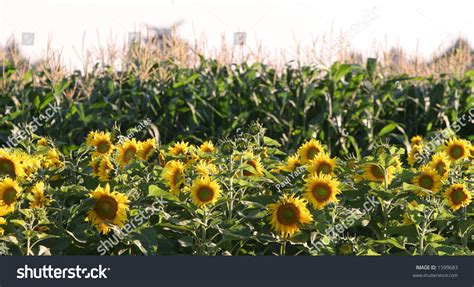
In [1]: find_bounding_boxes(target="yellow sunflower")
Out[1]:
[267,194,313,238]
[0,217,6,236]
[281,154,300,172]
[36,137,49,147]
[362,164,395,185]
[159,149,167,167]
[304,173,341,209]
[168,141,189,157]
[0,150,25,178]
[389,156,403,173]
[242,154,264,177]
[429,152,451,180]
[117,139,138,167]
[41,149,64,169]
[410,135,423,146]
[138,139,157,161]
[163,160,186,195]
[99,156,113,181]
[195,160,219,176]
[412,165,442,194]
[297,139,325,164]
[444,183,472,211]
[0,178,21,216]
[307,153,336,176]
[407,144,424,166]
[199,141,216,154]
[444,138,471,161]
[86,184,129,235]
[190,177,221,207]
[87,131,114,158]
[15,152,40,180]
[29,181,51,208]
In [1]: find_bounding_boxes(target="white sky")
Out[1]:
[1,0,473,68]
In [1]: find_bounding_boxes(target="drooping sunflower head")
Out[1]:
[429,151,451,180]
[89,157,102,178]
[407,144,424,166]
[137,139,157,161]
[307,153,336,176]
[86,184,130,235]
[444,138,471,161]
[267,194,313,238]
[0,178,21,216]
[29,181,51,209]
[412,165,442,194]
[410,135,423,146]
[444,183,472,211]
[240,152,264,177]
[41,149,64,169]
[199,141,215,154]
[117,139,139,167]
[98,156,114,182]
[281,154,300,172]
[190,177,221,207]
[389,156,403,173]
[168,141,189,157]
[163,160,186,195]
[195,160,219,176]
[297,139,324,164]
[0,150,24,178]
[88,131,114,158]
[362,163,394,184]
[304,173,340,209]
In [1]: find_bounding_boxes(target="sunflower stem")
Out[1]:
[280,240,287,256]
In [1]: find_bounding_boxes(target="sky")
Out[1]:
[0,0,473,68]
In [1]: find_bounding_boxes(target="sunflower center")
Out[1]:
[317,162,332,174]
[450,188,467,205]
[124,147,137,162]
[449,145,464,159]
[97,141,111,154]
[0,158,14,176]
[95,196,119,220]
[2,188,17,205]
[312,183,331,202]
[196,187,214,202]
[307,147,320,160]
[419,174,434,189]
[370,165,385,179]
[277,203,300,226]
[435,161,446,176]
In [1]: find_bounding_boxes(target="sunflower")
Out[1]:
[297,139,324,164]
[87,131,114,158]
[195,160,219,176]
[429,152,451,180]
[16,152,40,180]
[86,184,129,235]
[307,153,336,175]
[41,149,64,169]
[407,144,424,166]
[304,173,341,209]
[0,178,21,216]
[163,160,186,195]
[444,183,472,211]
[281,154,300,172]
[98,156,113,181]
[267,194,313,238]
[242,154,264,177]
[444,138,471,161]
[190,177,221,207]
[410,135,423,146]
[199,141,215,154]
[0,150,24,178]
[362,164,395,185]
[117,139,138,167]
[168,141,189,157]
[29,181,51,208]
[36,137,49,147]
[138,139,157,161]
[389,156,403,173]
[412,165,442,194]
[159,150,167,167]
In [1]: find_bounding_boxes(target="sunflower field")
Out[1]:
[0,58,473,256]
